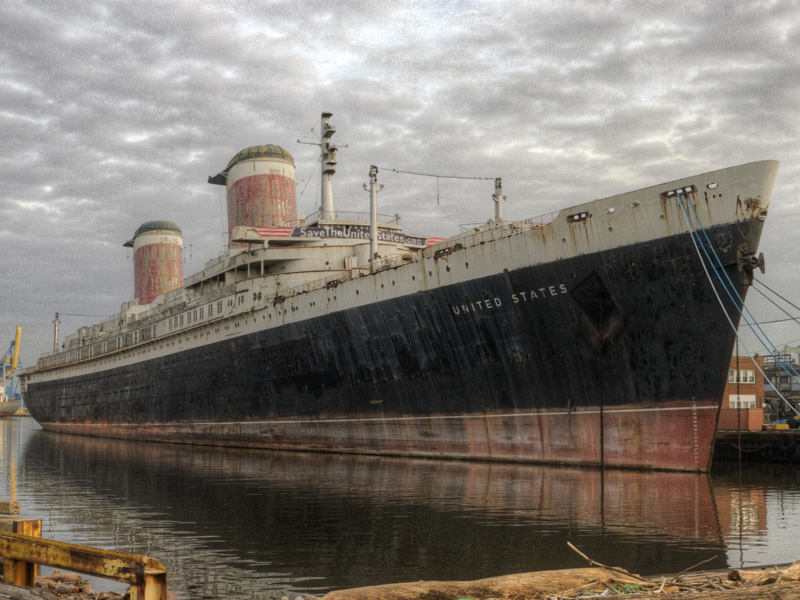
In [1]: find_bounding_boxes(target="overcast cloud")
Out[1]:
[2,0,799,366]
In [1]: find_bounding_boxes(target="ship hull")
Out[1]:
[39,401,716,470]
[0,400,20,418]
[25,217,761,471]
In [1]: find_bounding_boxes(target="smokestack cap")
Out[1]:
[208,145,295,185]
[133,220,182,238]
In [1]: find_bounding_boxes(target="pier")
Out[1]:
[714,429,800,463]
[0,502,167,600]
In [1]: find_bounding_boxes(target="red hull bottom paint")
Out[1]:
[41,400,719,471]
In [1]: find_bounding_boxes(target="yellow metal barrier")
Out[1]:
[0,531,166,600]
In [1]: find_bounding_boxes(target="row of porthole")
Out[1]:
[57,269,464,372]
[52,319,216,371]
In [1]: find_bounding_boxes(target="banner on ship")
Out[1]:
[251,226,444,248]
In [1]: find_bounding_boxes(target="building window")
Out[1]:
[729,394,756,409]
[728,369,755,384]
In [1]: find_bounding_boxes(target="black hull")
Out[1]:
[26,221,759,470]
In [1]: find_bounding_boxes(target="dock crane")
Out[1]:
[1,327,23,413]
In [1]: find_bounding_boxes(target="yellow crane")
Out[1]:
[3,326,22,377]
[2,327,23,415]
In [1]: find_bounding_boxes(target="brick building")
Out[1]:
[718,355,765,430]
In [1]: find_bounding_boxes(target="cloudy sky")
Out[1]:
[2,0,799,367]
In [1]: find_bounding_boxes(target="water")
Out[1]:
[1,417,799,599]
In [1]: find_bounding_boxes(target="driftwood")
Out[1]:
[321,567,642,600]
[0,582,49,600]
[729,560,800,586]
[320,556,800,600]
[566,541,648,582]
[0,573,124,600]
[653,582,800,599]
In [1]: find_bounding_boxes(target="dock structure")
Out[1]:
[714,429,800,463]
[0,502,167,600]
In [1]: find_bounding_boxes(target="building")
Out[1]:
[717,355,765,430]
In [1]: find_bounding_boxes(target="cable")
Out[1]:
[406,204,441,232]
[750,283,800,330]
[376,166,495,181]
[755,278,800,316]
[684,195,796,378]
[337,145,359,210]
[297,156,320,206]
[679,191,792,367]
[675,191,800,416]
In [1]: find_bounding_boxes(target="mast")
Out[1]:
[367,165,383,271]
[53,312,59,352]
[493,178,505,222]
[320,112,337,220]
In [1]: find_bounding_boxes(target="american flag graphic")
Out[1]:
[424,237,447,246]
[253,227,294,237]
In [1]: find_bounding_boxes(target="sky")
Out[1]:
[2,0,799,368]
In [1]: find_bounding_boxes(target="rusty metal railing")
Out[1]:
[0,529,167,600]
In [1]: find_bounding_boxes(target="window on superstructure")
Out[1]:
[200,307,204,319]
[218,301,222,312]
[180,315,184,326]
[728,369,756,384]
[209,304,213,317]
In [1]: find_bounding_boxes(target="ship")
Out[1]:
[20,113,779,471]
[0,391,20,418]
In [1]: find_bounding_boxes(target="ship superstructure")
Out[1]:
[20,113,779,471]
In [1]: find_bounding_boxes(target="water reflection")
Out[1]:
[1,418,796,599]
[711,463,800,568]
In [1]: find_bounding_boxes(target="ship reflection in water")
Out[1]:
[1,419,799,600]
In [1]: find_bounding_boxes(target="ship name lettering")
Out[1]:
[451,283,568,316]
